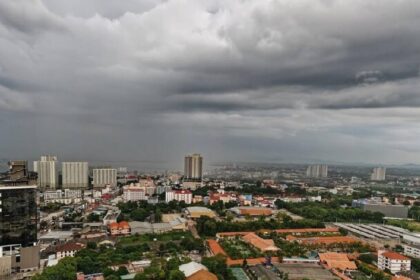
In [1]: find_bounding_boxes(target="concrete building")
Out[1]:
[34,155,58,189]
[378,250,411,274]
[123,184,150,202]
[43,189,82,205]
[62,162,89,189]
[184,154,203,180]
[165,189,192,204]
[93,168,117,188]
[306,164,328,178]
[403,244,420,258]
[371,167,386,181]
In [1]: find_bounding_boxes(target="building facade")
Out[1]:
[34,155,58,189]
[93,168,117,188]
[166,189,192,204]
[0,186,38,247]
[62,162,89,189]
[184,154,203,180]
[371,167,386,181]
[306,164,328,178]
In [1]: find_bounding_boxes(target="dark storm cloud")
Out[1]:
[1,0,420,166]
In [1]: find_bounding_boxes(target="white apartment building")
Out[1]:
[34,155,58,189]
[306,164,328,178]
[184,154,203,180]
[377,250,411,274]
[371,167,386,181]
[122,183,156,202]
[43,189,82,204]
[62,162,89,189]
[165,189,192,204]
[403,244,420,258]
[93,168,117,188]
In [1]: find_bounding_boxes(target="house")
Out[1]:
[55,242,85,260]
[378,251,411,274]
[109,221,130,236]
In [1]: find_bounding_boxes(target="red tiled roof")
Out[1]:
[242,233,279,252]
[207,239,227,256]
[381,251,410,261]
[56,242,84,252]
[275,227,339,234]
[109,222,119,229]
[119,221,130,229]
[319,252,357,270]
[217,232,252,237]
[186,269,218,280]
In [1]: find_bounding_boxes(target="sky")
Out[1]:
[1,0,420,170]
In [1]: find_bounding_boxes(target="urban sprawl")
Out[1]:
[2,155,420,280]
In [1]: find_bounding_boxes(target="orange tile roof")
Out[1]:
[217,232,252,237]
[319,252,357,270]
[242,233,279,252]
[109,222,119,229]
[275,228,340,234]
[381,251,410,261]
[239,208,273,216]
[119,221,130,229]
[207,239,227,256]
[291,236,359,245]
[56,242,84,252]
[186,269,218,280]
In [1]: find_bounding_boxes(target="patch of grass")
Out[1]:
[386,219,420,232]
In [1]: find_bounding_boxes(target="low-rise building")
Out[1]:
[229,206,273,217]
[109,221,130,236]
[185,207,216,219]
[377,250,411,274]
[56,242,85,260]
[242,233,279,252]
[403,244,420,258]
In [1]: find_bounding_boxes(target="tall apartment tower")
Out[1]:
[184,154,203,180]
[62,162,89,189]
[0,186,38,247]
[34,155,58,189]
[306,164,328,178]
[371,167,386,181]
[93,168,117,188]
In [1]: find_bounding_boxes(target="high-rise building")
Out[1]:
[34,155,58,189]
[371,167,386,181]
[93,168,117,188]
[0,185,39,275]
[184,154,203,180]
[62,162,89,189]
[306,164,328,178]
[0,186,38,247]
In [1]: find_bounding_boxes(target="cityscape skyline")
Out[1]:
[1,0,420,166]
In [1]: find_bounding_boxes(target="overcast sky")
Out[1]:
[1,0,420,170]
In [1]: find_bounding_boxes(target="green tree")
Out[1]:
[168,270,185,280]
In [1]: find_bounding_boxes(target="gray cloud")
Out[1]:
[1,0,420,168]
